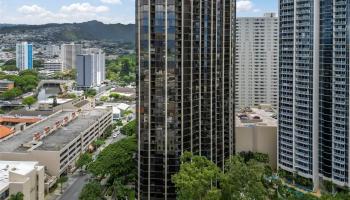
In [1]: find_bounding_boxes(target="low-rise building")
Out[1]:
[0,161,44,200]
[0,125,14,139]
[0,79,15,94]
[43,60,63,73]
[236,107,277,169]
[0,108,112,178]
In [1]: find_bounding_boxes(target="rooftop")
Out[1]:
[236,108,277,127]
[0,111,70,152]
[8,109,55,117]
[0,126,14,139]
[39,98,72,105]
[35,109,108,151]
[0,109,109,152]
[0,161,39,191]
[74,100,90,108]
[0,116,41,124]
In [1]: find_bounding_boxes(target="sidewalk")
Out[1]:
[45,171,82,200]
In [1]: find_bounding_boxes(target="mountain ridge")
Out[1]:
[0,21,136,43]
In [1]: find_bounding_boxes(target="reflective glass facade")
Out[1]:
[279,0,350,189]
[136,0,236,199]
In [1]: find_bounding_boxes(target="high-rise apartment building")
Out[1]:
[83,48,106,84]
[235,13,278,110]
[136,1,236,199]
[76,49,105,89]
[46,45,60,58]
[279,0,350,190]
[61,43,82,69]
[16,42,33,71]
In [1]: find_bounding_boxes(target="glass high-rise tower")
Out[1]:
[136,0,236,199]
[279,0,350,190]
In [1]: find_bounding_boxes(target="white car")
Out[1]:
[113,134,118,138]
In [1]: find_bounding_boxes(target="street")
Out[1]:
[58,174,90,200]
[56,133,126,200]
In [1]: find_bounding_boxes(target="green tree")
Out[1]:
[19,70,38,77]
[4,59,15,65]
[33,60,44,69]
[123,109,133,116]
[172,152,222,200]
[88,136,137,182]
[9,192,24,200]
[0,88,23,100]
[5,72,39,93]
[93,139,105,149]
[109,92,121,100]
[221,156,268,200]
[52,69,76,80]
[76,153,93,171]
[239,151,269,164]
[79,181,104,200]
[60,93,77,99]
[115,120,123,127]
[120,120,136,136]
[22,96,37,109]
[1,65,18,71]
[84,89,97,97]
[100,96,109,102]
[57,176,68,194]
[113,178,133,200]
[106,55,136,85]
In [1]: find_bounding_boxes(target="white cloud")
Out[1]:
[18,5,48,15]
[0,1,4,16]
[100,0,122,4]
[237,0,253,12]
[61,3,109,13]
[4,3,134,25]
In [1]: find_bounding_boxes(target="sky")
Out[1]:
[0,0,278,25]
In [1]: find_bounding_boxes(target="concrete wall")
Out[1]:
[0,151,60,177]
[8,165,44,200]
[236,126,277,169]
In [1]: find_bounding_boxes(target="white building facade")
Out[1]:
[16,42,33,71]
[76,49,105,89]
[0,161,44,200]
[43,60,63,73]
[235,13,279,110]
[61,43,82,70]
[46,45,60,58]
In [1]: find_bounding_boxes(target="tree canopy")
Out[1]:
[120,120,136,136]
[79,181,104,200]
[106,55,136,86]
[221,156,268,200]
[1,65,18,71]
[88,136,137,180]
[172,152,222,200]
[0,88,23,100]
[84,89,97,97]
[76,153,93,170]
[0,70,40,100]
[22,96,37,108]
[87,135,137,199]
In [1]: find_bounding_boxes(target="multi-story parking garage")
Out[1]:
[0,108,112,177]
